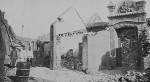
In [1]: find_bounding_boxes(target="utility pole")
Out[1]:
[22,25,24,37]
[28,28,29,38]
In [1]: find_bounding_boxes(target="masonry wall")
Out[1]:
[87,30,111,72]
[57,34,83,56]
[55,29,87,69]
[1,22,12,58]
[44,43,50,56]
[55,29,119,71]
[56,32,85,60]
[82,35,88,70]
[0,23,6,82]
[144,27,150,69]
[0,12,12,82]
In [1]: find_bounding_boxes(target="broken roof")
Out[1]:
[86,13,108,32]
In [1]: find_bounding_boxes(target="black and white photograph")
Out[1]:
[0,0,150,82]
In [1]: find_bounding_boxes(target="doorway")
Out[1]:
[116,27,138,68]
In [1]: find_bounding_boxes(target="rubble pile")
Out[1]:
[144,55,150,69]
[5,66,16,76]
[61,55,82,71]
[29,67,124,82]
[84,71,150,82]
[117,70,150,82]
[5,67,150,82]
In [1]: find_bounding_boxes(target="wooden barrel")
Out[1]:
[16,61,31,82]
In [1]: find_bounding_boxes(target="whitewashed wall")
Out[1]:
[87,30,118,72]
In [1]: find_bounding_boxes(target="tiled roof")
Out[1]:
[86,22,108,29]
[108,11,146,18]
[86,13,108,30]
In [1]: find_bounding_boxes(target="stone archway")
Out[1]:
[109,22,147,69]
[107,0,147,69]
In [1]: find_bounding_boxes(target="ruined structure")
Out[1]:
[0,10,23,82]
[107,0,147,69]
[0,10,32,81]
[49,13,110,72]
[43,0,150,73]
[0,10,6,82]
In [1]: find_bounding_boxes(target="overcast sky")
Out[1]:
[0,0,150,38]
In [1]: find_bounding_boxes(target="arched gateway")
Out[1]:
[107,0,147,69]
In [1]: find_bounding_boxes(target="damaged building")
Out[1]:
[48,0,150,73]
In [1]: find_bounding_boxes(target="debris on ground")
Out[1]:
[6,67,150,82]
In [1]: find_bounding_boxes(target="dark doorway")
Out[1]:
[116,27,138,68]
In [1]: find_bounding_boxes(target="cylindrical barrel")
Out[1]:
[16,61,31,82]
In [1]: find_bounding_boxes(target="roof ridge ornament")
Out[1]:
[136,0,146,11]
[118,0,136,14]
[107,0,146,18]
[0,10,5,18]
[107,1,116,12]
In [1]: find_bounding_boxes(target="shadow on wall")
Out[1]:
[99,51,111,70]
[99,48,119,70]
